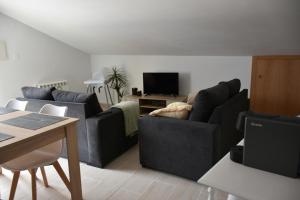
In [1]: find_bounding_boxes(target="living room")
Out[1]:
[0,1,299,200]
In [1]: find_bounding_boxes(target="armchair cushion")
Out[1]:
[22,86,55,100]
[189,84,229,122]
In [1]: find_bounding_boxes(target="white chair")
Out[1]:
[0,99,28,175]
[2,104,70,200]
[5,99,28,111]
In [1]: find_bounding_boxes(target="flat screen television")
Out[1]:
[143,72,179,95]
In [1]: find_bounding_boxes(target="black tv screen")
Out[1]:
[143,72,179,95]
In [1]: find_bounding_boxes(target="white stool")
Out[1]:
[84,79,113,105]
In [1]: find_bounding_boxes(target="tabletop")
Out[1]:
[0,110,78,163]
[198,140,300,200]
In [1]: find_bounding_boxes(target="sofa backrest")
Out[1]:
[208,89,249,160]
[188,79,241,122]
[21,86,102,117]
[52,90,102,117]
[188,83,230,122]
[22,86,56,100]
[218,79,241,98]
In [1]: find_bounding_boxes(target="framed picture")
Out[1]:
[0,41,7,60]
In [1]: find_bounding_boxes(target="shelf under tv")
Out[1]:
[123,94,187,116]
[139,105,165,109]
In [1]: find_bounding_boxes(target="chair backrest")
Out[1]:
[39,104,68,117]
[38,104,68,157]
[5,99,28,111]
[92,71,105,82]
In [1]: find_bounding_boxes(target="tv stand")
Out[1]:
[123,95,187,116]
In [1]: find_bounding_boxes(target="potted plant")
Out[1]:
[105,67,128,103]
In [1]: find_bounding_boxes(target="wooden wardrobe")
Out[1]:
[250,56,300,116]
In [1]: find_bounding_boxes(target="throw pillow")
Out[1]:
[149,102,192,119]
[22,86,56,100]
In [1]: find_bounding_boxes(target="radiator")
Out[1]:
[35,80,68,90]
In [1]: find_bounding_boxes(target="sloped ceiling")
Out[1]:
[0,0,299,55]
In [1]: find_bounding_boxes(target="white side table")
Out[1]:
[198,140,300,200]
[84,79,113,105]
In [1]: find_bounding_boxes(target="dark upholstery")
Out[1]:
[208,89,249,159]
[189,83,229,122]
[139,81,249,180]
[22,86,55,100]
[219,79,241,97]
[17,91,137,168]
[86,108,138,167]
[52,90,102,117]
[139,117,219,180]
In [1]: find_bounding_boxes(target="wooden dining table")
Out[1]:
[0,110,83,200]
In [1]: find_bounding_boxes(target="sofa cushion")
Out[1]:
[189,84,229,122]
[22,86,55,100]
[52,90,102,117]
[219,79,241,97]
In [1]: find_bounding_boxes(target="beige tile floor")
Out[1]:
[0,145,230,200]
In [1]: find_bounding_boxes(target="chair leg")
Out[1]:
[30,169,37,200]
[40,167,49,187]
[9,171,20,200]
[0,167,2,175]
[52,161,71,191]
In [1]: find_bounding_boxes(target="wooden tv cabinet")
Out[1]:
[123,95,187,116]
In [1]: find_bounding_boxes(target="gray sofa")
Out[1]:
[18,87,137,168]
[139,79,249,180]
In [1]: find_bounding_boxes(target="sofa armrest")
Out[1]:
[86,108,125,167]
[139,116,219,180]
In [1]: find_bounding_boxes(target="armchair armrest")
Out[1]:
[139,116,219,180]
[86,108,125,167]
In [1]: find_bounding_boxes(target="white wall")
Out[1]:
[0,14,91,105]
[91,55,252,102]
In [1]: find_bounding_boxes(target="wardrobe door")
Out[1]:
[250,56,300,116]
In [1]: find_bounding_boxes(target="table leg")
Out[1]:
[207,187,215,200]
[106,84,114,105]
[103,85,109,106]
[65,124,83,200]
